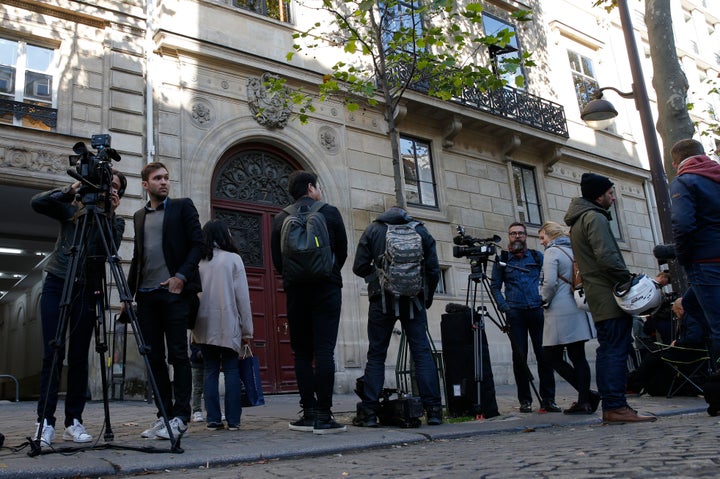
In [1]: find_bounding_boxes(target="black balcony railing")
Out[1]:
[0,98,57,129]
[392,64,569,138]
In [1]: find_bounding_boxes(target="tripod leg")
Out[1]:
[90,274,114,442]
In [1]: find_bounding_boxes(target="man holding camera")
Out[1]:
[30,171,126,446]
[564,172,656,424]
[490,222,558,413]
[669,139,720,361]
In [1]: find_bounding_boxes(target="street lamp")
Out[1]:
[580,0,673,245]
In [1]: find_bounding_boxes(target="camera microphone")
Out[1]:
[653,244,676,261]
[453,235,465,245]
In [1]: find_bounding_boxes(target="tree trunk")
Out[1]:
[645,0,694,181]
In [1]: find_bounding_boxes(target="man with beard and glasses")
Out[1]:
[491,222,558,413]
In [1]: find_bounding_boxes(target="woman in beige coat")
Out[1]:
[192,220,253,430]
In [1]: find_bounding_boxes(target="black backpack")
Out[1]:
[280,201,333,285]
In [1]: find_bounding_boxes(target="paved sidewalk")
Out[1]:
[0,382,709,479]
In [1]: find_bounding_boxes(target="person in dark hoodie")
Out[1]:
[564,173,656,424]
[351,206,442,427]
[670,139,720,359]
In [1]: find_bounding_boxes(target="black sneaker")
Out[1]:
[519,402,532,413]
[289,410,315,432]
[426,405,443,426]
[589,390,601,413]
[313,414,347,435]
[206,422,224,430]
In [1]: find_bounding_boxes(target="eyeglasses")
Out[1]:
[509,231,526,237]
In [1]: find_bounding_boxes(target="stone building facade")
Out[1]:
[1,0,718,401]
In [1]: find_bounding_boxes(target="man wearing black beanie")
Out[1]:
[564,173,657,424]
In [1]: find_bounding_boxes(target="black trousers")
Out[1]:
[286,283,342,413]
[136,289,194,423]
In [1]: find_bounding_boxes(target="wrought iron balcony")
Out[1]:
[0,98,57,129]
[391,64,568,138]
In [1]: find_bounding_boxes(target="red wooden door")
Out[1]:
[211,144,300,393]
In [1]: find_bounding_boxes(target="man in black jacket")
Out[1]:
[271,170,348,434]
[127,162,203,440]
[352,206,442,427]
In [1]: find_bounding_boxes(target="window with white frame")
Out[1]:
[482,13,525,88]
[567,50,599,112]
[512,163,542,225]
[0,37,55,130]
[401,135,438,208]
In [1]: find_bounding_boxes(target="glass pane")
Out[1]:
[0,65,15,96]
[26,45,53,71]
[24,71,52,100]
[419,180,437,207]
[581,55,595,77]
[567,51,580,73]
[0,39,18,66]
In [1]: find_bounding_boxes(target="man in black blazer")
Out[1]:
[127,161,203,440]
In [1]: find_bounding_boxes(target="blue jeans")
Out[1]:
[685,263,720,358]
[506,307,555,405]
[594,316,632,410]
[361,297,441,410]
[37,273,96,428]
[200,344,241,426]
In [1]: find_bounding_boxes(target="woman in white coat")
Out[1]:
[192,220,253,430]
[539,221,598,415]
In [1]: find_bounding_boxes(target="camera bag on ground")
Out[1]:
[280,201,333,285]
[354,377,423,428]
[378,221,424,318]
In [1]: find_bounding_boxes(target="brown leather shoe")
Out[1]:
[602,406,657,424]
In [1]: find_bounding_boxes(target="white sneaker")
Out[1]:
[156,417,188,440]
[192,411,204,423]
[63,419,92,443]
[140,418,165,439]
[33,420,55,446]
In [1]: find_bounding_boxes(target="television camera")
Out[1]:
[452,225,501,259]
[68,134,121,206]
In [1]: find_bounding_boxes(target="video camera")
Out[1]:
[452,225,501,259]
[68,134,121,206]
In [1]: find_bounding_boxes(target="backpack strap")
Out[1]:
[550,245,573,286]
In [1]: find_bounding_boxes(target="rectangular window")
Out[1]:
[381,0,423,53]
[512,163,542,225]
[234,0,291,23]
[435,267,448,295]
[482,13,525,88]
[401,135,438,208]
[567,50,599,112]
[0,38,56,130]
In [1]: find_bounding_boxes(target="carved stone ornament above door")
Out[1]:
[247,72,293,130]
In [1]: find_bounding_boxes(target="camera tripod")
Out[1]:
[463,254,542,414]
[29,180,183,456]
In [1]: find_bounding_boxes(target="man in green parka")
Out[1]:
[564,173,656,425]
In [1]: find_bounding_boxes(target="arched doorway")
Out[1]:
[210,143,300,393]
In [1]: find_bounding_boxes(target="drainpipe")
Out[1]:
[145,0,155,164]
[643,179,661,246]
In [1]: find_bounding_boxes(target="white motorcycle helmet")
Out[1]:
[613,274,663,315]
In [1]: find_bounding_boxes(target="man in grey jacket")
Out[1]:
[564,173,656,424]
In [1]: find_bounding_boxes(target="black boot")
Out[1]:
[352,403,379,428]
[426,405,443,426]
[313,409,347,435]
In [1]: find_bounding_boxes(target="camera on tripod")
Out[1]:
[68,134,121,205]
[452,225,501,259]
